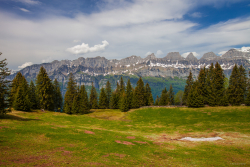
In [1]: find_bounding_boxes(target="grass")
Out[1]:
[0,106,249,166]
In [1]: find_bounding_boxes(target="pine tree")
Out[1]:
[72,87,80,114]
[36,66,54,111]
[187,81,204,108]
[183,71,193,105]
[29,80,39,109]
[63,73,77,114]
[145,83,154,106]
[131,89,139,108]
[159,87,168,106]
[110,91,119,109]
[0,53,11,114]
[213,62,226,106]
[169,84,174,105]
[206,63,216,106]
[174,90,184,105]
[197,67,206,104]
[154,95,159,106]
[13,77,31,111]
[79,85,90,114]
[120,92,129,112]
[126,79,133,109]
[53,79,63,111]
[246,71,250,106]
[99,87,108,109]
[105,81,112,108]
[10,72,23,108]
[239,65,247,103]
[228,65,242,106]
[89,82,98,109]
[134,77,145,107]
[120,77,125,94]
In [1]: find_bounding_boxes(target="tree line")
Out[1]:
[183,62,250,107]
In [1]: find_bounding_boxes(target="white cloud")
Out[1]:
[18,62,33,69]
[66,40,109,54]
[182,52,199,58]
[236,46,250,52]
[218,51,227,56]
[19,8,30,12]
[14,0,40,5]
[190,12,202,18]
[156,50,164,57]
[1,0,250,69]
[145,52,152,57]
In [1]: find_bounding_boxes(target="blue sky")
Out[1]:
[0,0,250,70]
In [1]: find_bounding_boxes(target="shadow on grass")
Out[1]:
[0,114,41,121]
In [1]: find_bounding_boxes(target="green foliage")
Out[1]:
[228,65,243,106]
[182,71,193,105]
[105,81,112,108]
[119,93,129,112]
[64,73,77,114]
[36,66,54,110]
[145,83,154,106]
[154,95,159,106]
[0,54,11,114]
[72,88,81,114]
[213,62,226,106]
[10,72,23,108]
[125,79,133,109]
[134,77,145,107]
[99,87,108,109]
[89,82,98,109]
[13,77,31,111]
[29,80,39,109]
[206,63,217,106]
[169,84,174,105]
[174,90,183,105]
[53,79,63,111]
[187,81,204,108]
[79,85,90,114]
[159,87,169,106]
[110,91,120,109]
[197,68,207,104]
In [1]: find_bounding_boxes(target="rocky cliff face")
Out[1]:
[8,48,250,90]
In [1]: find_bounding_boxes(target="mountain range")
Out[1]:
[8,48,250,98]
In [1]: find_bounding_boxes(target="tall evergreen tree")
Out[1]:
[99,87,108,109]
[213,62,226,106]
[36,66,54,110]
[169,84,174,105]
[64,73,77,114]
[183,71,193,105]
[187,81,204,108]
[126,79,133,109]
[206,63,217,106]
[13,77,31,111]
[110,91,120,109]
[197,67,207,104]
[131,89,139,108]
[10,72,23,108]
[239,65,248,103]
[29,80,39,109]
[174,90,184,105]
[228,65,242,106]
[159,87,169,106]
[134,77,145,107]
[154,95,159,106]
[0,53,11,114]
[120,77,125,94]
[145,83,154,106]
[245,71,250,106]
[79,85,90,114]
[53,79,63,111]
[72,87,81,114]
[105,81,112,108]
[120,92,129,112]
[89,82,98,109]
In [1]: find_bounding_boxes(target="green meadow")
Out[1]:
[0,107,249,166]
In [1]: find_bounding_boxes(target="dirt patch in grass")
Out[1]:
[115,140,135,145]
[0,126,8,129]
[134,141,148,144]
[10,155,48,164]
[84,130,95,135]
[126,136,136,139]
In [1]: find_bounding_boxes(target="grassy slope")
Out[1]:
[0,107,249,166]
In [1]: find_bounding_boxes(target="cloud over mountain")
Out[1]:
[66,41,109,54]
